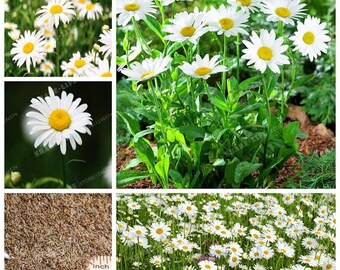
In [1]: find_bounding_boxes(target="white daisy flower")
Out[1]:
[78,1,103,20]
[150,255,163,267]
[242,29,289,73]
[45,38,56,53]
[10,30,46,73]
[87,58,112,77]
[4,22,18,30]
[289,15,331,62]
[322,260,336,270]
[149,222,171,241]
[40,60,55,76]
[206,5,249,37]
[36,0,76,28]
[98,29,112,59]
[26,87,92,155]
[116,0,157,27]
[228,255,240,268]
[198,260,217,270]
[61,51,94,77]
[163,10,209,45]
[159,0,193,6]
[121,56,172,81]
[179,54,228,79]
[227,0,263,13]
[261,0,306,26]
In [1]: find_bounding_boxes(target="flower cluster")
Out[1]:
[6,0,112,77]
[117,193,336,269]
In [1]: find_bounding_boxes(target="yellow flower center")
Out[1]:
[50,4,63,14]
[195,67,212,76]
[258,46,273,61]
[307,241,312,245]
[253,234,259,239]
[216,250,222,254]
[237,0,251,6]
[101,72,112,77]
[156,228,164,234]
[326,264,333,269]
[264,251,269,255]
[186,206,192,211]
[45,29,51,35]
[75,59,86,68]
[125,3,140,11]
[286,196,291,200]
[44,65,51,71]
[237,229,243,233]
[141,71,154,79]
[219,18,234,30]
[23,42,34,54]
[215,225,221,230]
[275,7,291,18]
[183,246,188,250]
[254,252,259,256]
[303,31,315,45]
[232,257,237,262]
[46,44,51,49]
[49,109,71,131]
[170,210,175,214]
[205,265,211,269]
[135,230,142,235]
[231,247,237,252]
[180,26,196,37]
[86,3,94,10]
[79,0,86,3]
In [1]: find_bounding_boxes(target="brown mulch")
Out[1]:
[5,194,112,270]
[117,106,335,189]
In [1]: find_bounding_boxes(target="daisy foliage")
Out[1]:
[116,0,334,188]
[5,0,112,77]
[117,193,336,269]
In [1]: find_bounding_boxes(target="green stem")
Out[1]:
[55,27,60,77]
[261,74,271,166]
[236,33,240,82]
[281,67,285,117]
[132,17,152,55]
[61,153,67,188]
[204,80,219,124]
[222,35,228,91]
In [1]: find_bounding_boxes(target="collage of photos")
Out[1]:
[0,0,337,269]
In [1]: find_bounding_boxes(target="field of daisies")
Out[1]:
[116,0,335,188]
[117,193,336,269]
[5,0,112,77]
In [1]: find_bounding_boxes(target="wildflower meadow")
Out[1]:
[5,0,112,77]
[116,193,336,270]
[116,0,335,188]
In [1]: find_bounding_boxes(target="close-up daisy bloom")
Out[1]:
[227,0,263,13]
[116,0,158,27]
[163,10,209,45]
[179,54,228,79]
[121,56,172,81]
[206,5,249,37]
[36,0,76,28]
[289,15,331,62]
[10,30,46,73]
[242,29,289,73]
[78,1,103,20]
[26,87,92,155]
[261,0,306,26]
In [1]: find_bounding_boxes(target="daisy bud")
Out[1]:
[11,171,21,185]
[93,43,100,51]
[102,24,110,31]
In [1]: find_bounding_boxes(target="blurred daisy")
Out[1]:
[10,30,46,73]
[26,87,92,155]
[8,29,21,41]
[4,22,18,30]
[40,60,55,76]
[36,0,76,28]
[121,56,172,81]
[61,51,94,76]
[261,0,306,25]
[45,38,56,53]
[242,29,289,73]
[227,0,263,13]
[87,58,112,77]
[163,10,209,44]
[207,5,249,37]
[99,29,112,58]
[289,15,331,62]
[78,1,103,20]
[179,54,228,79]
[116,0,157,27]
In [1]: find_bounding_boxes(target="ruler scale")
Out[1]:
[88,256,112,270]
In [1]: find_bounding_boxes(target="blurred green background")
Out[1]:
[5,82,112,188]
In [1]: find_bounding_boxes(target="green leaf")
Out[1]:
[178,126,206,140]
[134,138,156,168]
[232,103,263,117]
[235,162,262,184]
[117,170,152,187]
[124,158,142,170]
[117,111,140,136]
[224,157,240,187]
[134,129,155,142]
[292,74,314,89]
[31,177,64,188]
[210,96,228,111]
[213,159,225,166]
[283,122,299,146]
[144,15,165,43]
[155,155,170,187]
[239,76,260,91]
[169,170,183,182]
[190,141,206,170]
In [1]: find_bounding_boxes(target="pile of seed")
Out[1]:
[5,194,112,269]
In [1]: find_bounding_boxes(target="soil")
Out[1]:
[117,105,335,189]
